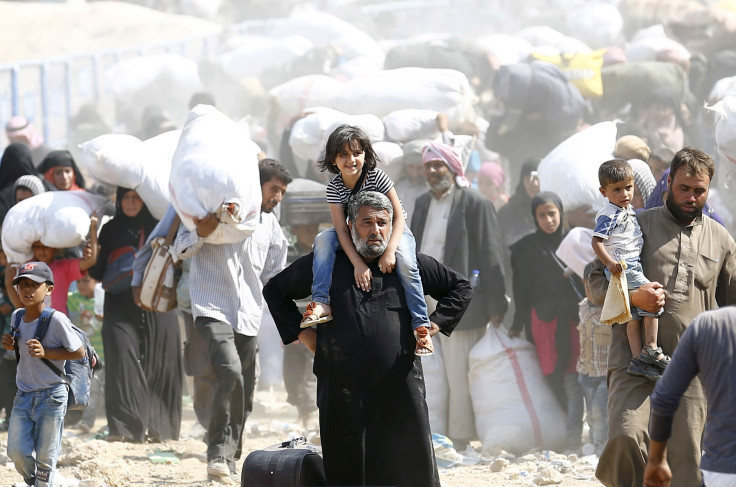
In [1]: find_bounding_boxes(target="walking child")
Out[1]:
[592,159,668,381]
[1,262,85,486]
[301,124,434,356]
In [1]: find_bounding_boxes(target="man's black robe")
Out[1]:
[264,251,472,487]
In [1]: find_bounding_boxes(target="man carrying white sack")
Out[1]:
[172,158,291,479]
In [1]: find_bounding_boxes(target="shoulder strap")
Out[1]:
[12,309,26,363]
[31,309,71,385]
[33,308,56,342]
[164,215,182,246]
[350,167,368,196]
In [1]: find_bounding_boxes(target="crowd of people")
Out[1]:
[2,2,736,487]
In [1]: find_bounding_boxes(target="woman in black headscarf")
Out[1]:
[497,158,540,249]
[0,143,43,223]
[88,187,181,443]
[508,191,584,451]
[38,150,86,191]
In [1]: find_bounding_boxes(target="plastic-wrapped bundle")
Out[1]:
[169,105,262,244]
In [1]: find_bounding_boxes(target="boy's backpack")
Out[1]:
[13,308,101,410]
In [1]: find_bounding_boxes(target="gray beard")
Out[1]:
[429,175,453,195]
[352,225,391,259]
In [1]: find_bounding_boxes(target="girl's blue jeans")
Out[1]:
[311,227,430,330]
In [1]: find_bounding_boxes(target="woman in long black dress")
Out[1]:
[508,191,585,451]
[89,187,182,442]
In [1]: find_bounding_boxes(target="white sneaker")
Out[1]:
[207,457,230,477]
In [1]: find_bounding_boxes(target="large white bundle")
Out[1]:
[516,25,566,48]
[267,10,385,67]
[289,109,385,163]
[333,68,476,126]
[218,35,312,80]
[469,328,567,454]
[382,109,440,142]
[2,191,107,264]
[566,3,623,49]
[78,133,172,219]
[289,108,346,162]
[169,105,261,244]
[707,95,736,165]
[323,114,385,147]
[331,56,382,81]
[709,76,736,103]
[626,36,690,62]
[539,121,615,211]
[268,75,346,135]
[476,34,534,66]
[373,141,404,181]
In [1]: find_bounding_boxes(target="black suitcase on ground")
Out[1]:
[242,437,326,487]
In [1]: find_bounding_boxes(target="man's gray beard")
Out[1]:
[352,225,392,259]
[429,175,453,194]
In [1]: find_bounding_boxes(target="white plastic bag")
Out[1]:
[333,68,477,127]
[169,105,262,244]
[78,133,172,219]
[469,328,566,454]
[382,109,440,143]
[2,191,107,264]
[539,121,616,211]
[707,95,736,165]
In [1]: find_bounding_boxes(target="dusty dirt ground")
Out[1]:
[0,385,604,486]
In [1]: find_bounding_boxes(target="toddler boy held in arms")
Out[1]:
[1,262,85,486]
[592,159,668,381]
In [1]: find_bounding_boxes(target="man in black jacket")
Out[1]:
[411,141,507,449]
[264,191,472,487]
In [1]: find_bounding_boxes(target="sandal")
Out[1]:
[300,302,333,328]
[414,326,434,356]
[639,346,671,369]
[626,358,661,382]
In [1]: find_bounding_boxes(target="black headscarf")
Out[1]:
[530,191,565,245]
[113,186,157,229]
[88,187,158,283]
[38,150,86,189]
[0,143,38,190]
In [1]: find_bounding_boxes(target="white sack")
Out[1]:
[169,105,261,244]
[476,34,533,66]
[267,10,385,67]
[566,3,623,49]
[539,121,615,211]
[268,75,346,135]
[78,133,172,219]
[323,114,385,147]
[289,108,347,162]
[290,109,385,162]
[2,191,107,264]
[382,109,440,143]
[373,141,404,181]
[218,35,312,80]
[333,68,476,127]
[707,95,736,165]
[556,227,596,280]
[516,25,566,48]
[709,75,736,103]
[626,36,690,63]
[469,328,567,454]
